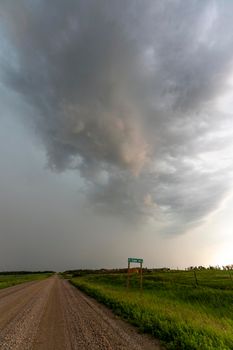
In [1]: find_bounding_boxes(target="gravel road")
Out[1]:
[0,275,162,350]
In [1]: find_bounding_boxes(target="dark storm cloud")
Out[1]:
[1,0,233,233]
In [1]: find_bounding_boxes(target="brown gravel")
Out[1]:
[0,275,163,350]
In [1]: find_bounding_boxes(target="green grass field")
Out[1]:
[70,270,233,350]
[0,272,53,289]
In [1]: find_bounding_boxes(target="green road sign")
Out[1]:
[128,258,143,263]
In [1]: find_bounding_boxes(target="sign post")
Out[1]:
[127,257,143,291]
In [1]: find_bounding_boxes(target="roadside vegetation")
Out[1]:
[0,271,54,289]
[69,268,233,350]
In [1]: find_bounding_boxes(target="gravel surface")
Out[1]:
[0,275,163,350]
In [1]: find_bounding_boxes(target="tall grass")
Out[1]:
[0,273,52,289]
[71,270,233,350]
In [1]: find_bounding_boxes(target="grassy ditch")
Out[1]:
[0,272,53,289]
[71,271,233,350]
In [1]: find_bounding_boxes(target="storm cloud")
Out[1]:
[1,0,233,234]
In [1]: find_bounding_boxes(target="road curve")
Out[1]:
[0,275,162,350]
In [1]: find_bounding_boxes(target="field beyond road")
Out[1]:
[0,274,161,349]
[70,269,233,350]
[0,272,52,290]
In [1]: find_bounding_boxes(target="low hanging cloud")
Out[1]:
[1,0,233,233]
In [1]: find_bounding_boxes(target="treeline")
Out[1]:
[0,271,54,275]
[186,265,233,270]
[63,267,171,276]
[64,269,128,276]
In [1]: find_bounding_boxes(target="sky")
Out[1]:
[0,0,233,271]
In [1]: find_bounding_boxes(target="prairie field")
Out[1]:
[71,269,233,350]
[0,272,53,289]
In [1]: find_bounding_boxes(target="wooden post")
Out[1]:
[127,261,130,289]
[194,269,198,286]
[140,261,143,292]
[227,267,233,282]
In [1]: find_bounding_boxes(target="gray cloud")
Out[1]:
[1,0,233,234]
